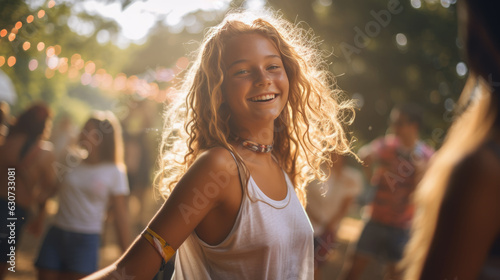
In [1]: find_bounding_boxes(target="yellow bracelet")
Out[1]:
[142,227,176,262]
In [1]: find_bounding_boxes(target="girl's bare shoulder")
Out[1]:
[181,147,241,192]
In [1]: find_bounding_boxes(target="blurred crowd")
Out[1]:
[1,1,500,279]
[0,99,160,280]
[0,98,447,280]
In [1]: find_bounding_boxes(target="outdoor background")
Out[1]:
[0,0,463,279]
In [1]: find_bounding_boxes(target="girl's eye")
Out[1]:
[235,69,248,75]
[268,65,281,70]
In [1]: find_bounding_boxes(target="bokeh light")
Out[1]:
[176,57,189,70]
[85,61,96,74]
[47,56,59,69]
[456,62,467,77]
[54,45,62,55]
[411,0,422,9]
[444,98,455,111]
[395,33,408,47]
[81,73,92,85]
[45,68,55,79]
[29,59,38,71]
[38,9,46,18]
[23,41,31,50]
[46,46,56,57]
[37,42,46,51]
[58,58,69,73]
[352,93,365,108]
[7,56,16,67]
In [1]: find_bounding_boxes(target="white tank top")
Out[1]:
[172,152,314,279]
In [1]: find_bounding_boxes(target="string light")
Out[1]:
[46,46,55,57]
[0,0,187,103]
[84,61,96,74]
[37,10,45,19]
[28,59,38,71]
[22,41,31,51]
[37,42,45,51]
[7,56,16,67]
[54,45,61,55]
[45,68,55,79]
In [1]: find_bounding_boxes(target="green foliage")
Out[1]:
[268,0,464,148]
[0,0,465,148]
[0,0,127,116]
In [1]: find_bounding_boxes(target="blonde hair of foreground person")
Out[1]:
[401,0,500,279]
[83,9,356,280]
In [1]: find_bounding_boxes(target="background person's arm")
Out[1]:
[111,194,131,252]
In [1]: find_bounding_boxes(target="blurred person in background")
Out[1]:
[344,104,434,280]
[122,99,155,231]
[50,112,78,160]
[306,152,362,280]
[401,1,500,279]
[0,103,57,279]
[35,111,130,280]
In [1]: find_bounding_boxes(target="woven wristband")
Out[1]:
[142,227,176,262]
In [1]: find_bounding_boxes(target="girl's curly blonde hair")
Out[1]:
[155,9,356,205]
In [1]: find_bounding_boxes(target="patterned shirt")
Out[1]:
[365,135,434,229]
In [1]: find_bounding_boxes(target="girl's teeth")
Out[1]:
[250,94,275,102]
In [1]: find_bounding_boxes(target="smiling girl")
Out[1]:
[86,10,355,280]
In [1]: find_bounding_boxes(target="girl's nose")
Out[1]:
[254,70,272,87]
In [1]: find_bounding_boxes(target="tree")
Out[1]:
[267,0,464,147]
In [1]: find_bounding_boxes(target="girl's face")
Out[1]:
[222,33,289,129]
[78,120,99,151]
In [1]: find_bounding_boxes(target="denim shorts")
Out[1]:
[35,226,100,274]
[355,220,410,262]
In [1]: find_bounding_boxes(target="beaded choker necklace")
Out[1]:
[232,135,273,153]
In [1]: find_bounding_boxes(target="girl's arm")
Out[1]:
[419,148,500,279]
[111,194,130,252]
[28,148,58,237]
[84,148,240,280]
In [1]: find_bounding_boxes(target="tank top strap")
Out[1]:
[227,149,247,195]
